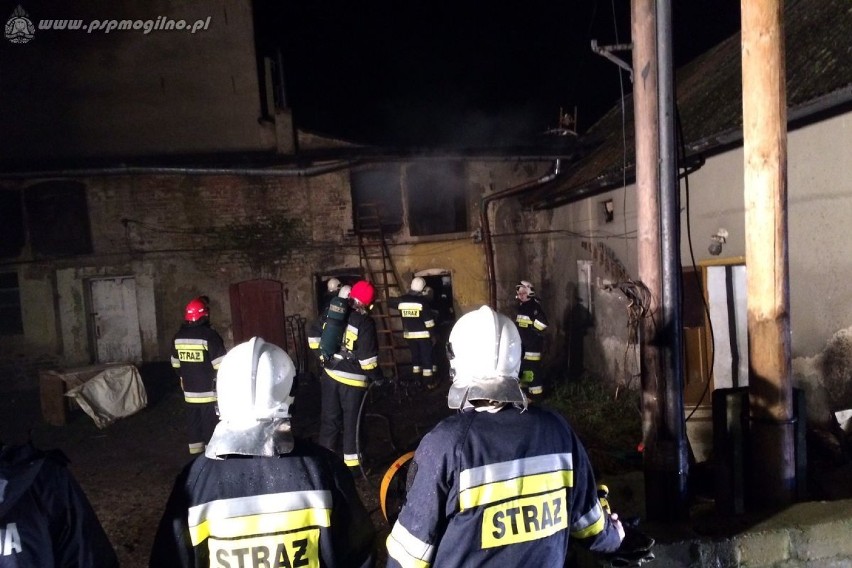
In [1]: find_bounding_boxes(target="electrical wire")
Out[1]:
[676,104,717,423]
[610,0,631,262]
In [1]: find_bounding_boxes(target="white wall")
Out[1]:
[680,112,852,357]
[547,110,852,383]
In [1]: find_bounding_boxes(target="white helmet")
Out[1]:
[411,277,426,293]
[516,280,535,299]
[206,337,296,459]
[327,278,342,293]
[446,305,526,410]
[338,285,352,299]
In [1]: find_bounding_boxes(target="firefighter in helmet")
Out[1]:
[514,280,548,396]
[317,280,383,472]
[151,337,376,567]
[385,306,623,567]
[171,296,227,455]
[389,276,438,389]
[323,278,343,314]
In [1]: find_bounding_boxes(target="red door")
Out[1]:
[229,279,287,349]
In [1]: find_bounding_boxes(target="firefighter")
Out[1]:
[385,306,624,567]
[389,276,437,389]
[317,280,383,472]
[514,280,548,396]
[308,284,351,363]
[0,441,119,567]
[171,297,227,455]
[323,277,343,314]
[150,337,376,568]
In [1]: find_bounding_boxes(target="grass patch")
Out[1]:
[545,375,643,476]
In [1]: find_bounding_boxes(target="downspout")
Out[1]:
[481,159,562,308]
[0,160,358,180]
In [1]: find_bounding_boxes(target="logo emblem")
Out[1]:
[5,5,34,44]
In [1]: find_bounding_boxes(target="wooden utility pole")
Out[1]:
[742,0,795,507]
[632,0,664,516]
[632,0,689,521]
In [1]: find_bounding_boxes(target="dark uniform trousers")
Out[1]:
[318,372,367,468]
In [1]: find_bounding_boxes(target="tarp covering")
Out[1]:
[65,364,147,429]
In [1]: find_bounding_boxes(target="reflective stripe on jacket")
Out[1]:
[149,440,376,568]
[515,299,548,353]
[171,322,226,398]
[386,406,621,567]
[321,310,381,388]
[389,293,435,340]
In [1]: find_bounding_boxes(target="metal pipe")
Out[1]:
[654,0,689,521]
[480,159,561,308]
[0,160,359,180]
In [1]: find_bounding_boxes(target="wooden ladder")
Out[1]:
[355,203,407,383]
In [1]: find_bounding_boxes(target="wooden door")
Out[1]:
[229,279,287,349]
[89,276,142,363]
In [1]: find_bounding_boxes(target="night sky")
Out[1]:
[259,0,741,148]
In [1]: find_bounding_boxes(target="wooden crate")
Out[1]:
[39,366,108,426]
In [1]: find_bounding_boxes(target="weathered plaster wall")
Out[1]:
[390,239,487,314]
[543,110,852,389]
[0,170,356,385]
[1,157,559,388]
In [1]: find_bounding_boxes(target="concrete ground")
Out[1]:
[576,471,852,567]
[6,362,852,567]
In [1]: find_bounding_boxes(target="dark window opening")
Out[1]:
[407,162,468,236]
[0,190,25,259]
[314,270,363,316]
[25,181,93,258]
[0,272,23,335]
[350,166,404,234]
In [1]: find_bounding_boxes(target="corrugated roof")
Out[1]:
[523,0,852,210]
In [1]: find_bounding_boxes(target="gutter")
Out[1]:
[480,159,562,308]
[0,160,360,180]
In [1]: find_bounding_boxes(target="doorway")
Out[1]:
[229,279,287,349]
[88,276,143,364]
[414,269,456,379]
[682,257,747,462]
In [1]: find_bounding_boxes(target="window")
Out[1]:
[0,190,25,259]
[350,166,403,234]
[406,161,468,236]
[25,181,92,258]
[0,272,23,335]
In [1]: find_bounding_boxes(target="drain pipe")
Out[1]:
[481,159,562,308]
[0,160,359,180]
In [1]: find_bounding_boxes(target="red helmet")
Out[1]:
[350,281,375,307]
[184,298,209,322]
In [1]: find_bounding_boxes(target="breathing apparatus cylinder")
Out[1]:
[319,295,350,360]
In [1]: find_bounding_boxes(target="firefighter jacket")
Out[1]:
[316,309,382,388]
[0,443,118,567]
[388,293,436,340]
[515,298,548,361]
[386,405,622,567]
[149,440,376,568]
[171,320,227,404]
